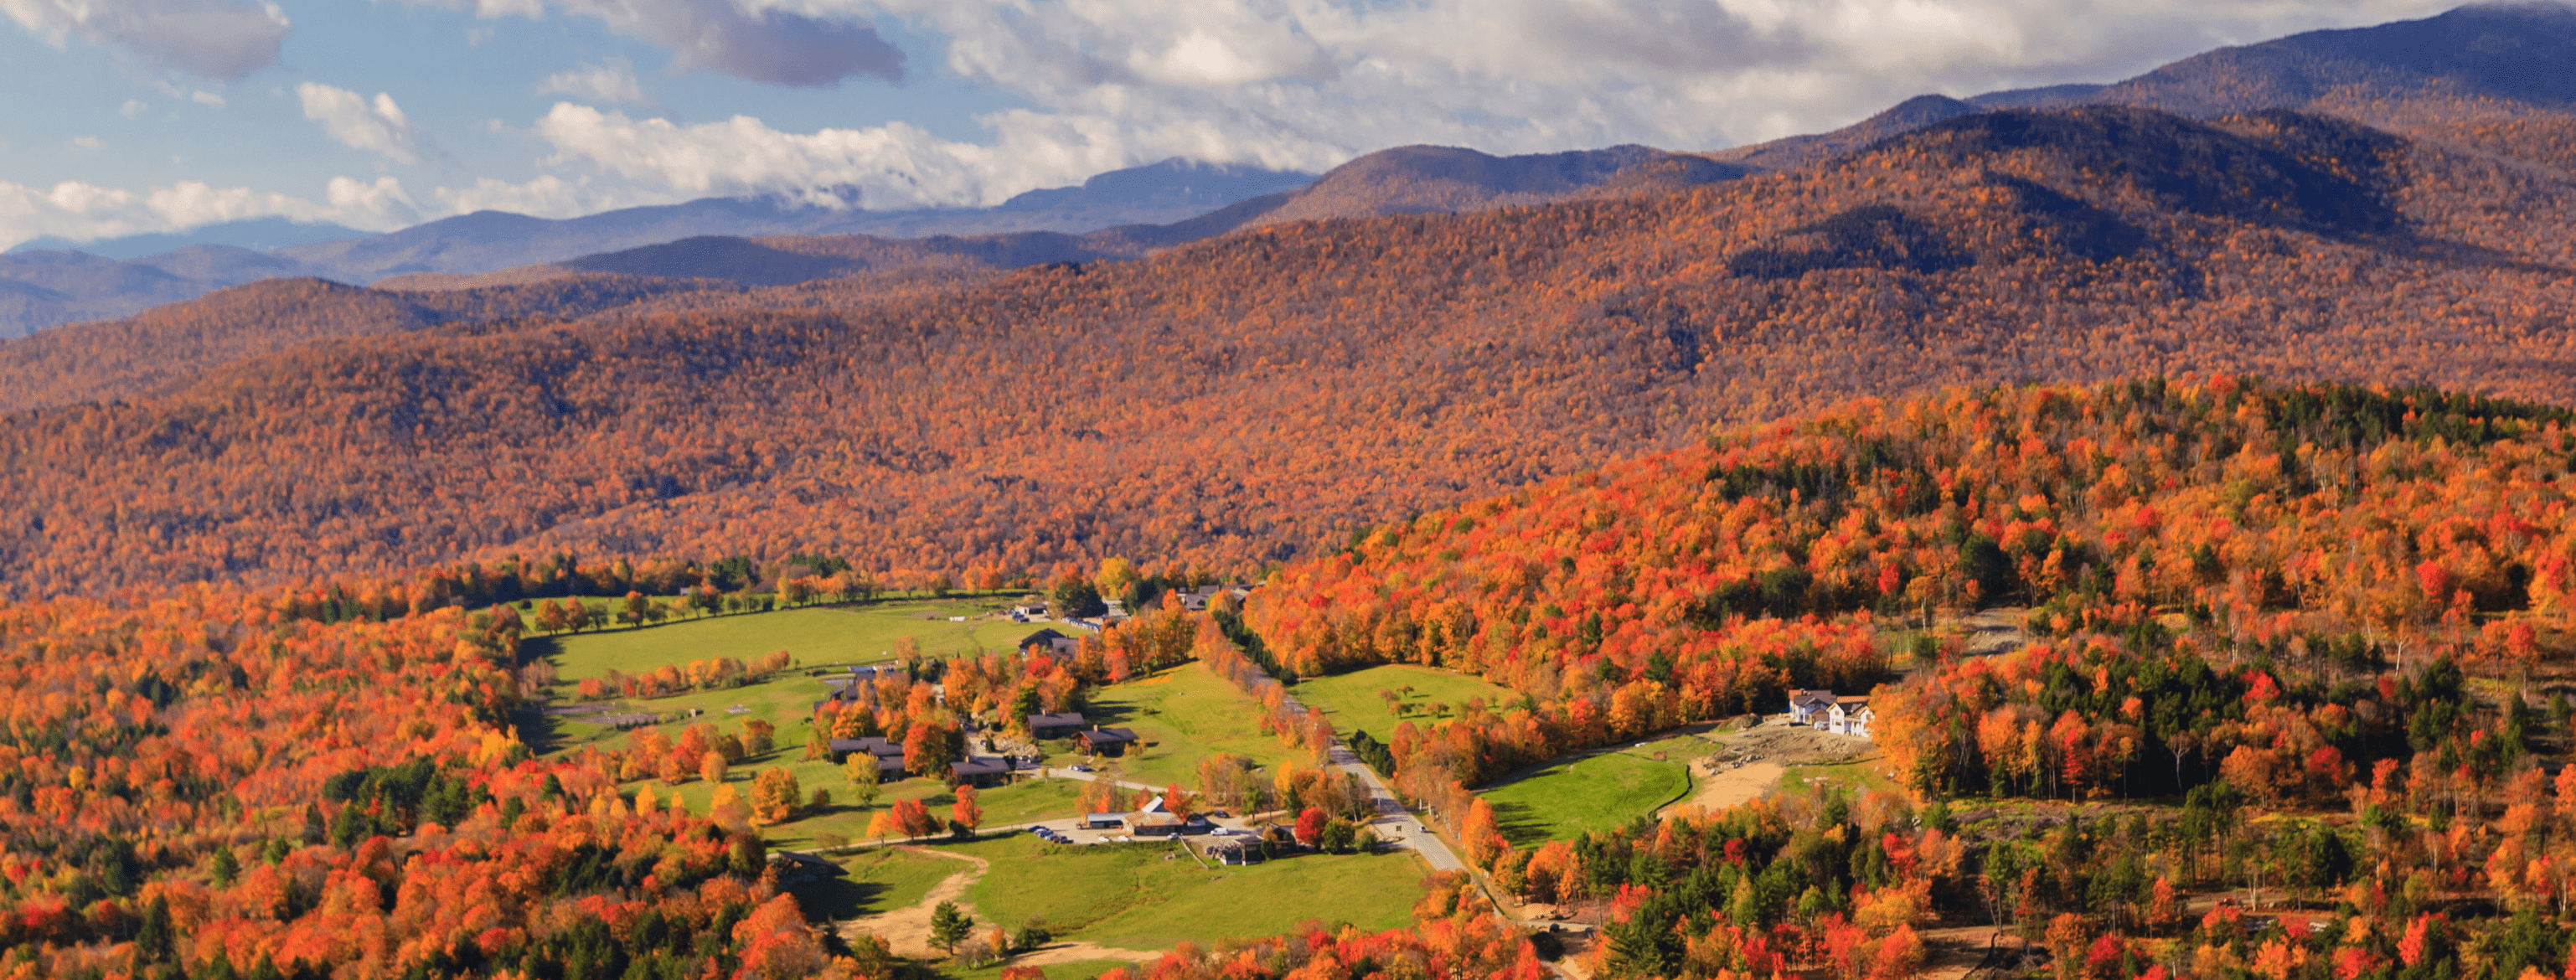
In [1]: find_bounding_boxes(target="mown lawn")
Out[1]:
[1287,665,1517,744]
[791,847,965,921]
[1479,743,1694,846]
[937,835,1428,949]
[1071,663,1307,790]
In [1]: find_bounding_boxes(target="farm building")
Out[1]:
[1077,726,1139,756]
[951,756,1013,787]
[1028,712,1086,738]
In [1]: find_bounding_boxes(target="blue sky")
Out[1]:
[0,0,2461,250]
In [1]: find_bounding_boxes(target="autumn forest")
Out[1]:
[11,5,2576,980]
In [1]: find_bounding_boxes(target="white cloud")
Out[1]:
[536,58,662,112]
[530,103,1135,209]
[491,0,2464,214]
[71,136,102,148]
[395,0,903,86]
[119,99,145,117]
[189,89,224,106]
[839,0,2469,154]
[297,82,434,165]
[0,176,418,250]
[0,0,288,80]
[431,173,652,219]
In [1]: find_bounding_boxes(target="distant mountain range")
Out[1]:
[4,217,372,260]
[0,159,1319,338]
[3,1,2572,340]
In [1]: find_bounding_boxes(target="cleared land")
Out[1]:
[938,835,1428,950]
[1287,665,1517,742]
[536,597,1039,679]
[1478,735,1700,846]
[792,846,964,921]
[1071,663,1306,789]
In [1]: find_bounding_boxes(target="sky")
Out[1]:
[0,0,2468,250]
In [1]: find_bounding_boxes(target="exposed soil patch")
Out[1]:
[1661,761,1785,817]
[1710,721,1878,767]
[839,847,988,957]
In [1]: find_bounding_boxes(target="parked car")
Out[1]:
[1070,765,1093,773]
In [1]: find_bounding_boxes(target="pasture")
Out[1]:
[1072,663,1306,789]
[1286,664,1517,742]
[938,835,1428,950]
[534,598,1040,680]
[1477,735,1698,846]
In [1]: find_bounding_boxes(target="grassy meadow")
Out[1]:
[790,846,966,921]
[1071,663,1307,789]
[1286,665,1517,742]
[1476,735,1699,846]
[535,597,1042,679]
[937,835,1428,950]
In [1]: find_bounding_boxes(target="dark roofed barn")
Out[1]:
[1077,726,1138,756]
[1028,712,1086,738]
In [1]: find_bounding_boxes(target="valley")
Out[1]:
[8,6,2576,980]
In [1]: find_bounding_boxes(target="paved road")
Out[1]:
[1273,689,1468,873]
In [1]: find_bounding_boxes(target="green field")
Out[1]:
[792,847,967,921]
[1287,664,1518,743]
[942,961,1138,980]
[535,598,1044,680]
[1478,739,1696,846]
[655,768,1086,852]
[526,598,1066,761]
[937,835,1428,949]
[1074,663,1308,789]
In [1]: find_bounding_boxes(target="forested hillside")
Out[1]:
[1236,376,2576,980]
[1247,378,2576,800]
[2,105,2573,597]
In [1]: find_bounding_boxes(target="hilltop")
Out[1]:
[2,103,2573,597]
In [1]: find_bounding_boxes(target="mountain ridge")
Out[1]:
[5,101,2574,596]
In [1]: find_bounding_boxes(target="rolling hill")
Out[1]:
[3,101,2573,597]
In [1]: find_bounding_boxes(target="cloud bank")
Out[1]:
[0,0,288,79]
[492,0,2463,210]
[398,0,905,86]
[0,175,418,250]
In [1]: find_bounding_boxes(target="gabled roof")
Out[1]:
[829,736,904,757]
[952,756,1012,776]
[1080,726,1138,744]
[1029,711,1085,729]
[1789,689,1837,706]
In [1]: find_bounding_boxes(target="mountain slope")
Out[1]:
[1256,144,1750,224]
[0,246,326,338]
[1716,2,2576,172]
[0,275,730,412]
[3,106,2573,596]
